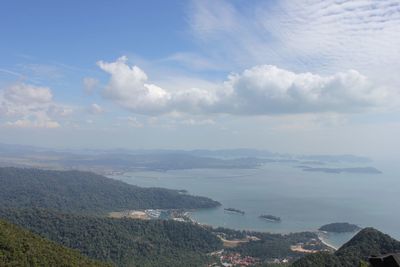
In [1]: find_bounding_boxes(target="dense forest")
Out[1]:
[292,227,400,267]
[0,167,220,214]
[0,208,222,266]
[2,166,400,267]
[211,227,321,262]
[0,219,109,267]
[228,231,319,261]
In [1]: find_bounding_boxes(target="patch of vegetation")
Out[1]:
[0,208,222,267]
[0,219,110,267]
[0,167,220,215]
[214,228,318,261]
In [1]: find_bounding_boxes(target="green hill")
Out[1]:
[0,219,109,267]
[0,208,222,266]
[0,167,220,214]
[292,227,400,267]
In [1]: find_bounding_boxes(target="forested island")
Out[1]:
[319,222,361,233]
[301,166,382,174]
[224,208,245,215]
[259,214,281,222]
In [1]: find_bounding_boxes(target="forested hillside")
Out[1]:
[0,208,222,266]
[292,227,400,267]
[0,167,220,214]
[0,219,110,267]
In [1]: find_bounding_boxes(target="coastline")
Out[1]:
[189,211,340,251]
[317,232,339,250]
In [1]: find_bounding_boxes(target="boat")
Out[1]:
[145,209,161,218]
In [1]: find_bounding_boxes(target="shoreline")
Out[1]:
[189,212,339,251]
[317,232,339,250]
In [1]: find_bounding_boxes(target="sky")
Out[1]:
[0,0,400,158]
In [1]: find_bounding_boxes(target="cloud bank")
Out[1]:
[0,83,71,128]
[187,0,400,85]
[98,56,391,116]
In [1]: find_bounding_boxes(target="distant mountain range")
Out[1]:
[301,166,382,174]
[0,143,375,173]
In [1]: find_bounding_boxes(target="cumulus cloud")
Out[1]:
[97,56,172,114]
[219,66,389,115]
[0,82,70,128]
[97,56,218,115]
[98,57,391,116]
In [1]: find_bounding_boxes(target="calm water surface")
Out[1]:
[110,161,400,248]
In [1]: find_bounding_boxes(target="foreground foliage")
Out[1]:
[0,208,222,267]
[0,219,109,267]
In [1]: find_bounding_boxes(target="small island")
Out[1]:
[224,208,245,215]
[259,214,281,222]
[319,222,361,233]
[301,166,382,174]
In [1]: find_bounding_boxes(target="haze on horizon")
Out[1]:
[1,0,400,159]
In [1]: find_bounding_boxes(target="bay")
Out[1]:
[109,160,400,248]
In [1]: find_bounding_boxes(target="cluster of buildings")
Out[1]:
[266,258,290,264]
[219,253,259,266]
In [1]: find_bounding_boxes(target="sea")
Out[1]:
[109,160,400,249]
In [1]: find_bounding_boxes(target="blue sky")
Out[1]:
[1,0,400,158]
[1,1,188,60]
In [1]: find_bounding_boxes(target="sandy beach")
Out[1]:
[317,232,339,250]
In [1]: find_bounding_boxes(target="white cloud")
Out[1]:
[97,56,172,114]
[180,118,215,126]
[88,103,104,115]
[83,77,99,94]
[187,0,400,85]
[6,118,60,129]
[116,116,144,128]
[218,66,391,115]
[164,52,222,71]
[98,56,392,116]
[0,82,70,128]
[4,83,52,104]
[126,116,143,128]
